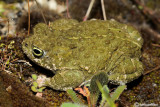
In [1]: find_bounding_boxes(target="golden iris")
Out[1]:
[32,46,44,57]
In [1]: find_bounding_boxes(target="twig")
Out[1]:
[83,0,95,21]
[66,0,71,18]
[27,0,30,36]
[151,43,160,48]
[141,25,160,40]
[101,0,106,20]
[16,60,32,66]
[7,18,9,35]
[4,69,12,74]
[133,0,154,15]
[133,0,160,29]
[34,0,47,25]
[143,66,160,75]
[10,58,19,63]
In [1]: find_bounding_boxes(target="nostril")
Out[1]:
[25,43,28,47]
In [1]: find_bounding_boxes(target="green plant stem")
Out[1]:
[111,85,126,101]
[96,81,116,107]
[66,89,83,104]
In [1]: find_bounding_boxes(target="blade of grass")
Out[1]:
[96,81,116,107]
[66,89,83,104]
[111,85,126,102]
[61,102,87,107]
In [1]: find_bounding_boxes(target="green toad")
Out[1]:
[22,19,143,91]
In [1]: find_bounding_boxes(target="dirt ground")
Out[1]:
[0,0,160,106]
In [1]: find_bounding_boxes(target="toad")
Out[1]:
[22,19,143,91]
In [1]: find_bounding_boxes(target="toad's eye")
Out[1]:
[32,47,44,58]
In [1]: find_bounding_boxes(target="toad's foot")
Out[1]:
[39,70,85,91]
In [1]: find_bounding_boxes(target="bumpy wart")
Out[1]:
[22,19,143,91]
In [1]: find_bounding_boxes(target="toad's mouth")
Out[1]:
[31,56,57,73]
[23,53,57,76]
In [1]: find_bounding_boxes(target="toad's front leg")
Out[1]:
[37,70,85,91]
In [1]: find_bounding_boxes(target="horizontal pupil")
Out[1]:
[33,49,41,54]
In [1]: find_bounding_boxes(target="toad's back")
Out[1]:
[48,19,142,73]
